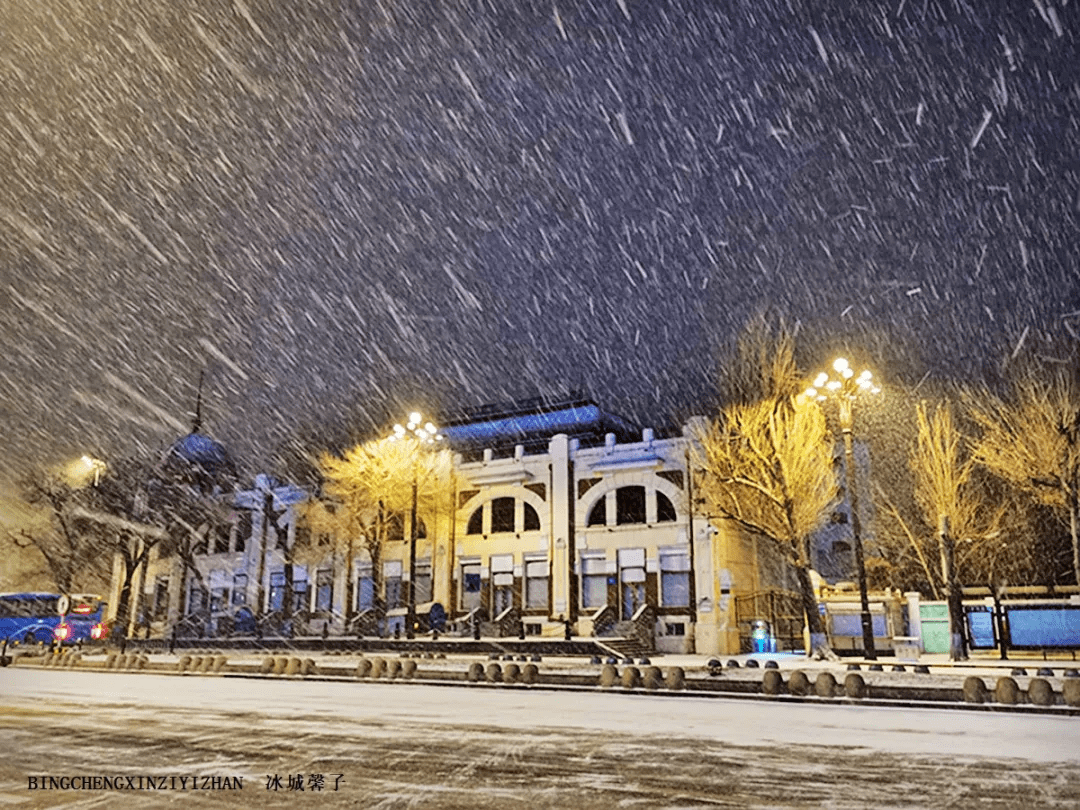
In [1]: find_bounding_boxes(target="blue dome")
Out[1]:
[166,432,237,486]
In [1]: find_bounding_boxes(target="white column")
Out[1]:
[549,434,571,618]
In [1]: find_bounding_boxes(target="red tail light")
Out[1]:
[53,624,71,641]
[90,623,108,640]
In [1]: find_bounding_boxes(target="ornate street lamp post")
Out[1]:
[806,358,880,660]
[390,412,442,640]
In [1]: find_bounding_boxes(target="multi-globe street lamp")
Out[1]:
[390,412,443,640]
[77,455,106,487]
[806,358,880,660]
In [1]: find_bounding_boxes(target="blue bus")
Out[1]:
[0,592,109,647]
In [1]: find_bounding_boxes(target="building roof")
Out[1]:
[163,432,237,489]
[440,397,639,452]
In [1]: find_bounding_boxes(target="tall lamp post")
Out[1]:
[806,358,880,660]
[390,412,443,640]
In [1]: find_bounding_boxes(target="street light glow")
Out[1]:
[809,355,880,661]
[387,411,443,640]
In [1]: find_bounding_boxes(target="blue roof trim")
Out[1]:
[441,404,636,447]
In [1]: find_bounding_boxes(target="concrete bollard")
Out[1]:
[301,659,317,676]
[995,676,1020,705]
[466,662,484,682]
[1027,678,1055,707]
[273,657,288,676]
[521,664,539,685]
[963,676,987,704]
[643,666,664,690]
[485,663,502,683]
[1062,679,1080,707]
[260,657,275,675]
[814,672,837,698]
[212,655,227,673]
[665,667,686,691]
[386,659,401,679]
[402,660,418,679]
[355,658,372,678]
[599,664,619,688]
[503,663,520,684]
[621,666,641,689]
[787,670,810,696]
[762,669,785,695]
[284,657,301,677]
[176,655,191,673]
[844,673,866,699]
[370,658,386,679]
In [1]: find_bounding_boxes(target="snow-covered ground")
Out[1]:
[2,667,1078,808]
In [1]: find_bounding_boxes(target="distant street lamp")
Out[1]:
[390,412,443,640]
[806,358,881,660]
[79,455,106,487]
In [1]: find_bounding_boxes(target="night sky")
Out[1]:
[2,0,1077,486]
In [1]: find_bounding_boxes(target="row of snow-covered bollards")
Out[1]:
[756,668,1080,707]
[38,650,152,671]
[960,674,1080,707]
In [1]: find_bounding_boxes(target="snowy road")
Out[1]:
[2,668,1078,808]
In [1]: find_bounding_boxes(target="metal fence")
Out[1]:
[734,590,804,653]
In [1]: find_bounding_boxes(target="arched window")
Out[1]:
[523,503,541,531]
[491,497,515,533]
[587,497,606,527]
[657,492,677,523]
[616,486,646,525]
[466,507,483,535]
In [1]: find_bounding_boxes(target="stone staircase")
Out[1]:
[595,637,654,660]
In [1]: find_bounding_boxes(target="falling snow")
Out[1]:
[0,0,1077,485]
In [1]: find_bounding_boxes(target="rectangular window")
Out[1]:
[384,561,402,610]
[152,576,169,621]
[269,571,285,612]
[315,568,333,612]
[187,583,208,615]
[210,586,229,614]
[231,573,248,606]
[619,548,646,620]
[616,486,647,525]
[213,525,230,554]
[660,548,691,607]
[414,559,432,604]
[234,512,251,553]
[357,564,374,611]
[581,556,608,609]
[461,562,481,611]
[491,497,515,533]
[525,560,548,609]
[292,568,309,614]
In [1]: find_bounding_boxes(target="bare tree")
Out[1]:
[315,436,454,634]
[717,310,805,407]
[693,394,838,659]
[77,455,228,638]
[968,364,1080,585]
[6,470,111,594]
[911,400,1013,660]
